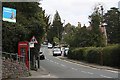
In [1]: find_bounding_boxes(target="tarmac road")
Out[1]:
[40,45,119,78]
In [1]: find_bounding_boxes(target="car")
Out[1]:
[39,50,45,60]
[43,41,48,45]
[48,43,53,48]
[53,47,61,56]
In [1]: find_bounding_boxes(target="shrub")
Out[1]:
[86,48,101,64]
[103,44,120,67]
[68,48,85,60]
[67,44,120,68]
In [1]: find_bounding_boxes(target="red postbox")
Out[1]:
[18,41,29,69]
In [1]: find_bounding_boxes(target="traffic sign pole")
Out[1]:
[29,43,31,70]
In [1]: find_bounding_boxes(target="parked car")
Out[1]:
[43,41,48,45]
[53,47,61,56]
[39,50,45,60]
[48,43,53,48]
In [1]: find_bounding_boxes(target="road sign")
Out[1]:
[29,42,34,48]
[30,36,38,43]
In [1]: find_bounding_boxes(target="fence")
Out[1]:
[2,52,25,63]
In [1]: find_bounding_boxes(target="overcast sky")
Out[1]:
[41,0,119,27]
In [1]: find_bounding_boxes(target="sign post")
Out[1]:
[28,43,31,70]
[29,36,38,70]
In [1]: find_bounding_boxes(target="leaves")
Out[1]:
[104,7,120,44]
[47,11,63,44]
[2,2,48,53]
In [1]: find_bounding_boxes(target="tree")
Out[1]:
[2,2,46,53]
[47,11,63,44]
[89,4,106,47]
[104,7,120,44]
[2,2,51,69]
[63,23,76,47]
[52,11,63,43]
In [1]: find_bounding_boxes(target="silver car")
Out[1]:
[53,48,61,56]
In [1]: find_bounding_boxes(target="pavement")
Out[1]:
[21,66,57,78]
[58,56,120,72]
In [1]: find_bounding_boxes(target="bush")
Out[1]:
[67,44,120,68]
[86,48,101,64]
[102,44,120,67]
[68,48,85,60]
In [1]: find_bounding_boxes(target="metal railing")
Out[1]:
[2,52,25,63]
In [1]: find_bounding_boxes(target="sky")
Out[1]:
[41,0,119,27]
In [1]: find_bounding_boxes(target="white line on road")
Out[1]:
[54,62,57,64]
[81,71,88,74]
[105,70,119,73]
[60,64,66,67]
[54,62,59,64]
[46,59,49,60]
[56,62,59,64]
[71,68,77,71]
[100,75,112,78]
[81,71,94,75]
[56,57,100,70]
[87,72,94,75]
[50,60,53,62]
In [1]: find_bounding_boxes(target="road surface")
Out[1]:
[40,45,119,78]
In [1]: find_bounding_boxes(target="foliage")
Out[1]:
[104,7,120,44]
[47,11,63,44]
[67,44,120,68]
[63,5,106,47]
[102,44,120,67]
[2,2,48,53]
[88,5,106,47]
[86,48,101,64]
[63,23,76,46]
[53,37,59,44]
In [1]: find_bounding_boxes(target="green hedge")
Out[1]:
[102,45,120,67]
[68,44,120,67]
[86,48,101,64]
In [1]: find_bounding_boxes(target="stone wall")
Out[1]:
[2,58,30,79]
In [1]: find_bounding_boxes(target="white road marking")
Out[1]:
[60,64,66,67]
[54,62,57,64]
[100,75,112,78]
[56,57,99,70]
[81,71,88,74]
[71,68,77,71]
[54,62,59,65]
[105,70,119,73]
[56,57,119,74]
[87,72,94,75]
[50,60,53,62]
[46,59,49,60]
[55,62,59,64]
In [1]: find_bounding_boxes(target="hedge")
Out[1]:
[67,44,120,68]
[102,45,120,67]
[86,48,101,64]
